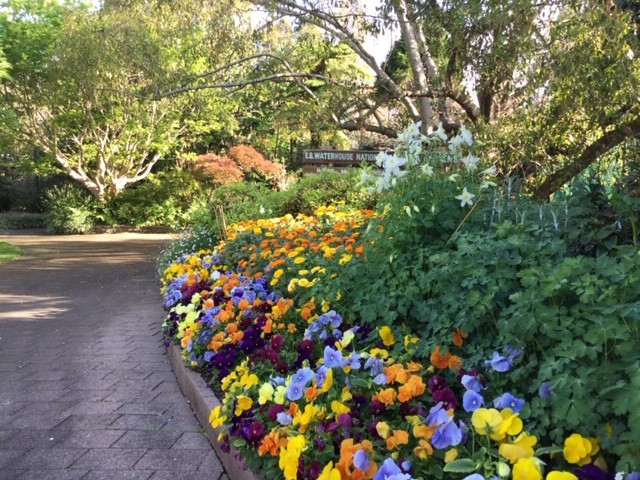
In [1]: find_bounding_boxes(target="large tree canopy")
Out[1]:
[0,0,252,200]
[1,0,639,199]
[243,0,640,195]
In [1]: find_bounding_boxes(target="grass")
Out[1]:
[0,241,22,264]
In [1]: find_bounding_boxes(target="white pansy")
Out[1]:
[455,187,476,207]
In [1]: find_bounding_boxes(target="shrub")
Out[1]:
[207,182,292,225]
[191,153,244,185]
[227,144,286,188]
[103,170,204,229]
[280,169,377,216]
[0,212,47,229]
[43,184,97,234]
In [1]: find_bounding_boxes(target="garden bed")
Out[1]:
[168,343,258,480]
[160,125,640,479]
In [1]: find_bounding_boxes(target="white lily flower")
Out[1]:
[432,122,448,142]
[383,154,407,179]
[461,153,480,171]
[460,125,474,146]
[449,134,465,152]
[455,187,476,207]
[421,164,434,176]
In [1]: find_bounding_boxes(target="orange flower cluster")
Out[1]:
[258,429,289,457]
[217,208,376,322]
[430,345,463,370]
[373,362,426,406]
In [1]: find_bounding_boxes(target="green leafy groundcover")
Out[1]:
[0,241,21,263]
[160,125,639,480]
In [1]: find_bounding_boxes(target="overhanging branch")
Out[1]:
[533,115,640,199]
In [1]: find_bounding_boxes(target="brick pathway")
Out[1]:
[0,233,227,480]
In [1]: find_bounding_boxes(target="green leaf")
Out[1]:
[535,446,563,456]
[349,377,370,389]
[232,438,247,448]
[443,459,477,473]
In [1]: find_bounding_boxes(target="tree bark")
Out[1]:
[392,0,437,131]
[532,116,640,199]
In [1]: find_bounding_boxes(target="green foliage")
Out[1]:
[43,184,97,234]
[156,226,219,276]
[0,241,22,264]
[203,170,376,226]
[280,169,377,215]
[103,170,203,228]
[0,212,47,229]
[318,169,640,469]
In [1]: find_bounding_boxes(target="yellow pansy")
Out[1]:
[563,433,598,465]
[512,457,542,480]
[547,472,579,480]
[339,330,355,348]
[320,368,333,393]
[293,404,318,433]
[497,408,523,440]
[274,385,287,404]
[209,405,227,428]
[318,462,341,480]
[370,348,389,359]
[379,326,396,347]
[339,254,352,265]
[472,408,503,437]
[444,449,458,463]
[240,373,259,390]
[376,421,390,439]
[258,382,274,405]
[321,299,331,313]
[499,432,538,463]
[341,387,353,402]
[234,395,253,417]
[331,401,351,415]
[279,435,306,480]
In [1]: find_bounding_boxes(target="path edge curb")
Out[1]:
[168,343,259,480]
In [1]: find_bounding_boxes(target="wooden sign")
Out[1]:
[302,150,380,166]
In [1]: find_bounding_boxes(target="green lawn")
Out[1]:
[0,241,22,264]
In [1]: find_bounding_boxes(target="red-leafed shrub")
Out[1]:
[227,145,286,186]
[192,153,244,185]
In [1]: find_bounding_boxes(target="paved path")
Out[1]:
[0,233,227,480]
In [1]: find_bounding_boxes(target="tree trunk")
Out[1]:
[392,0,437,131]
